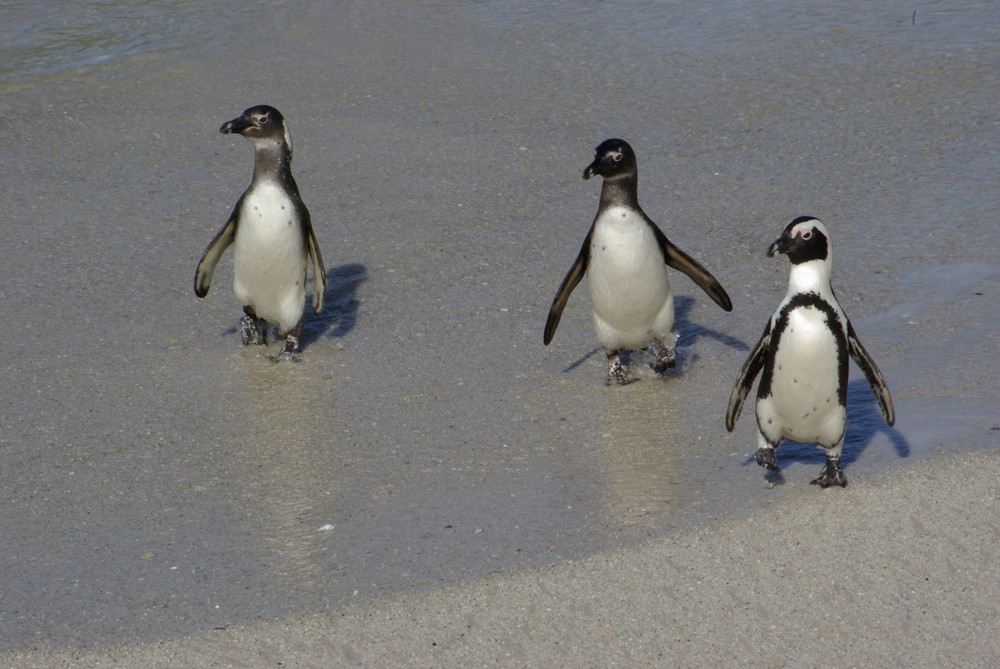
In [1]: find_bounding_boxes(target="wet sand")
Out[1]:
[6,450,998,666]
[1,0,998,664]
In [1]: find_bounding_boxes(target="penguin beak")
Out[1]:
[220,115,253,135]
[583,157,601,180]
[767,232,792,258]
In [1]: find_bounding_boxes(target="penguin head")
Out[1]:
[220,105,292,150]
[768,216,831,265]
[583,138,637,181]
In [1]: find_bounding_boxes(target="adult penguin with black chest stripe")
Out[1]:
[726,216,895,487]
[544,138,733,385]
[194,105,326,359]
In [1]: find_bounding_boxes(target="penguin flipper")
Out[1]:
[543,233,591,345]
[726,323,771,431]
[846,320,895,426]
[652,225,733,312]
[193,214,237,298]
[302,209,326,314]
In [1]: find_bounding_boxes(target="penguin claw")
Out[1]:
[755,448,781,472]
[811,460,847,488]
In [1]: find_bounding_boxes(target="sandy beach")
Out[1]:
[1,0,997,665]
[5,450,998,666]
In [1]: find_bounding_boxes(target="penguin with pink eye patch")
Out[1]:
[726,216,895,487]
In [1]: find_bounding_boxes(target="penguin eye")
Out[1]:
[801,230,813,240]
[610,151,623,162]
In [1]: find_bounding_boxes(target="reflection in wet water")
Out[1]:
[236,361,335,591]
[597,384,680,532]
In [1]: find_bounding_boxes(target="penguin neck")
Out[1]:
[598,173,640,210]
[251,140,295,189]
[786,259,833,297]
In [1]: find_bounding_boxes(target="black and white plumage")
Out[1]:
[194,105,326,358]
[726,216,895,487]
[544,138,732,385]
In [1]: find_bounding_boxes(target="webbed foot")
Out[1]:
[274,319,305,360]
[240,307,268,346]
[607,359,637,386]
[651,346,676,375]
[274,332,302,362]
[811,458,847,488]
[755,447,781,472]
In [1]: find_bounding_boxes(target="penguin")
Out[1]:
[543,138,733,385]
[193,105,326,358]
[725,216,895,487]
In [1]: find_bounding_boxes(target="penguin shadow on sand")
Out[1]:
[670,295,749,371]
[300,263,367,348]
[748,378,910,485]
[561,296,749,377]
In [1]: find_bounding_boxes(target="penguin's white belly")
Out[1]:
[760,306,845,445]
[232,182,307,333]
[587,207,672,350]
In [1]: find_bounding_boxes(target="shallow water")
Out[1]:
[0,0,253,82]
[1,0,997,651]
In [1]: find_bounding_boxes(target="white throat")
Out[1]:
[786,258,833,296]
